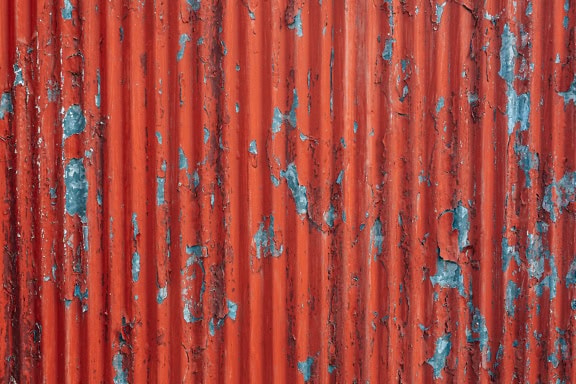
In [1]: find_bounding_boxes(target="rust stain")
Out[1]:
[0,0,575,382]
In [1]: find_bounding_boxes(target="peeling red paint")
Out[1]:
[0,0,576,382]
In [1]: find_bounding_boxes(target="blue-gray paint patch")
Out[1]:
[95,69,101,108]
[499,24,517,84]
[203,127,210,143]
[328,365,336,374]
[83,224,89,251]
[382,38,395,61]
[270,174,280,187]
[353,121,358,134]
[558,75,576,105]
[336,170,344,185]
[427,333,451,379]
[187,0,201,11]
[271,107,284,135]
[62,0,73,20]
[505,87,531,134]
[156,177,165,206]
[288,9,303,37]
[370,218,383,260]
[298,356,314,382]
[280,163,308,215]
[436,96,445,113]
[155,131,162,144]
[505,280,521,317]
[64,158,88,218]
[74,285,88,301]
[502,237,520,272]
[324,204,335,228]
[514,141,539,188]
[288,89,299,128]
[0,92,13,120]
[436,2,446,23]
[535,254,558,299]
[177,34,191,61]
[235,102,240,113]
[543,171,576,222]
[132,252,140,282]
[526,1,533,15]
[527,232,546,280]
[227,299,238,320]
[253,216,283,258]
[132,213,139,240]
[430,255,466,297]
[63,105,86,139]
[450,202,470,251]
[13,64,23,87]
[179,147,188,170]
[566,257,576,287]
[466,303,490,359]
[249,140,258,155]
[157,286,167,304]
[548,337,569,368]
[113,352,128,384]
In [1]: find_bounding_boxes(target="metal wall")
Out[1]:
[0,0,575,382]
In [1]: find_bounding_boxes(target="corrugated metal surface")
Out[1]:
[1,0,576,382]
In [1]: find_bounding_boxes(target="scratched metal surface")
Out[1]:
[0,0,575,382]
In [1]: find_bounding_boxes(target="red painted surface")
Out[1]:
[0,0,575,382]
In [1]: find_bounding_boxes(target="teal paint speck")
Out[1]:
[0,93,13,119]
[177,34,191,61]
[526,2,533,15]
[156,177,165,206]
[63,105,86,139]
[270,174,280,187]
[436,96,445,113]
[298,356,314,382]
[324,205,335,228]
[353,121,358,134]
[558,75,576,105]
[187,0,200,11]
[132,213,139,240]
[271,107,284,135]
[197,37,204,45]
[157,286,167,304]
[64,158,88,218]
[113,352,128,384]
[542,171,576,222]
[62,0,73,20]
[564,16,569,29]
[13,64,23,87]
[253,216,283,258]
[436,2,446,23]
[203,127,210,143]
[328,365,336,374]
[227,299,238,320]
[280,163,308,215]
[95,69,101,108]
[235,63,240,71]
[505,280,520,317]
[155,131,162,144]
[249,140,257,155]
[502,237,520,272]
[427,333,451,379]
[235,102,240,113]
[288,9,303,37]
[370,218,383,258]
[382,38,395,61]
[132,252,140,282]
[179,147,188,170]
[566,257,576,287]
[336,170,344,185]
[248,9,255,19]
[431,255,466,297]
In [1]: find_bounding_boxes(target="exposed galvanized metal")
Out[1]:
[1,0,576,382]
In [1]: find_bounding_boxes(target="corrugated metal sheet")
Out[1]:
[1,0,576,382]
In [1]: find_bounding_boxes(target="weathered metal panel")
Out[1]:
[1,0,575,382]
